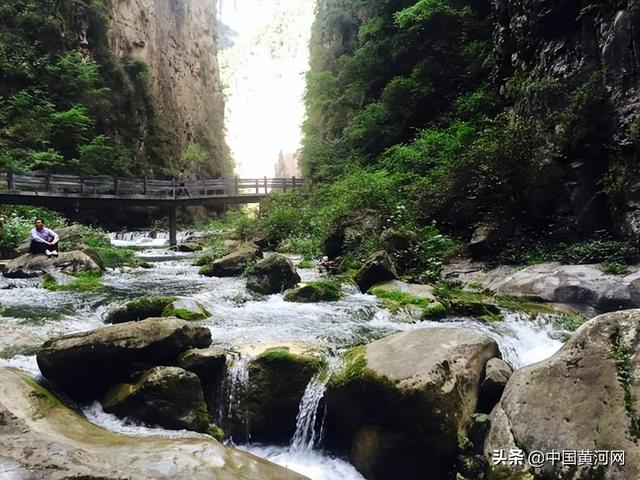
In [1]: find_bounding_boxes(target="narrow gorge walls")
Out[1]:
[107,0,231,177]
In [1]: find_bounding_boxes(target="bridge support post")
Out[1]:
[169,207,177,246]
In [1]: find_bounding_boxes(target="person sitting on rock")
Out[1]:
[30,218,59,257]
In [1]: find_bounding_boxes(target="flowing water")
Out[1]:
[0,230,569,479]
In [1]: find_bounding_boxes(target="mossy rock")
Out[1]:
[325,328,499,480]
[102,366,210,432]
[284,281,342,302]
[161,298,211,321]
[105,296,177,324]
[243,347,325,443]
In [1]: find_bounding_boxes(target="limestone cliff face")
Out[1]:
[107,0,231,177]
[494,0,640,238]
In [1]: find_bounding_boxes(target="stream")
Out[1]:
[0,231,569,479]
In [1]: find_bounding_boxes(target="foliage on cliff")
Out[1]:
[286,0,638,263]
[0,0,226,178]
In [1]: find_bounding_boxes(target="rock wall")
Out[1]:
[494,0,640,239]
[107,0,231,177]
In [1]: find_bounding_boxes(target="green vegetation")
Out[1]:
[0,205,65,253]
[297,259,314,269]
[609,327,640,440]
[284,280,343,303]
[42,271,102,291]
[370,287,431,315]
[105,296,176,324]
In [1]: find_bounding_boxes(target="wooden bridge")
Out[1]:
[0,172,304,245]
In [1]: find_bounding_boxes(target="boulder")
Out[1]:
[325,328,500,480]
[246,254,300,295]
[0,368,307,480]
[324,209,383,260]
[477,358,512,413]
[37,317,211,401]
[177,347,228,413]
[485,309,640,479]
[162,297,211,321]
[2,251,103,279]
[175,242,204,252]
[227,346,324,444]
[105,296,210,323]
[177,346,227,378]
[103,366,210,432]
[354,251,398,293]
[468,221,512,259]
[284,281,343,303]
[370,279,436,301]
[444,261,640,313]
[201,243,262,277]
[369,280,439,320]
[104,296,177,323]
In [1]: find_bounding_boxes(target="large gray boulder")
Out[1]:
[37,317,211,401]
[0,368,307,480]
[485,309,640,479]
[325,327,500,480]
[2,251,103,278]
[354,251,398,293]
[246,254,300,295]
[103,366,210,432]
[201,243,262,277]
[105,296,210,324]
[443,260,640,313]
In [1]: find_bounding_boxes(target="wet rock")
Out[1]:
[37,317,211,401]
[233,346,324,444]
[200,242,262,277]
[284,281,343,303]
[2,251,103,279]
[354,251,398,293]
[478,358,512,413]
[162,297,211,321]
[104,296,177,323]
[484,310,640,479]
[246,254,301,295]
[105,296,210,323]
[325,328,500,480]
[103,366,210,432]
[177,347,227,412]
[0,368,307,480]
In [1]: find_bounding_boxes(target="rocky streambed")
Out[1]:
[1,231,637,479]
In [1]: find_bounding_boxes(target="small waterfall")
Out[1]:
[218,353,252,444]
[289,358,338,452]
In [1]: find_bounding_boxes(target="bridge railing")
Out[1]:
[0,172,304,198]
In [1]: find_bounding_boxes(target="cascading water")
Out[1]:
[219,353,252,444]
[0,230,573,480]
[289,358,339,452]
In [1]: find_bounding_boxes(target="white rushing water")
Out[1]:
[0,233,570,480]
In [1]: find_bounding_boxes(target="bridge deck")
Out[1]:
[0,172,305,244]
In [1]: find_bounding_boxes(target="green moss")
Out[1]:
[207,423,225,442]
[609,327,640,440]
[297,259,314,269]
[601,261,630,275]
[328,345,368,389]
[370,288,431,309]
[105,296,176,323]
[161,302,210,321]
[284,281,342,302]
[422,301,447,319]
[42,271,103,291]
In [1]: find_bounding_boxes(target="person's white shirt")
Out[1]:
[31,227,59,244]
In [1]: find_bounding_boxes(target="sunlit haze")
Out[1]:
[218,0,316,178]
